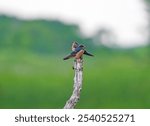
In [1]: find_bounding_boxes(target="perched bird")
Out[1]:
[63,42,94,60]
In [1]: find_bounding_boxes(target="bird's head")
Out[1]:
[72,41,79,51]
[79,44,85,49]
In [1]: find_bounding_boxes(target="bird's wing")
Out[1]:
[63,53,75,60]
[84,50,94,56]
[74,46,82,53]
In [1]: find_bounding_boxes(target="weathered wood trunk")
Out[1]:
[64,59,83,109]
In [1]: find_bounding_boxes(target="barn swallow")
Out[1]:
[63,42,94,60]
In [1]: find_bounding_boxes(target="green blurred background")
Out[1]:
[0,0,150,108]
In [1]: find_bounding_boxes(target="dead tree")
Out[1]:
[64,59,83,109]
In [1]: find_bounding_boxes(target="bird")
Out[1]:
[63,42,94,60]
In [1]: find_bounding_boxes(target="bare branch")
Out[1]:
[64,59,83,109]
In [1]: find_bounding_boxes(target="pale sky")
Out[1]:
[0,0,148,47]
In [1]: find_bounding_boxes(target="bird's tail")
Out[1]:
[84,51,94,57]
[63,55,73,60]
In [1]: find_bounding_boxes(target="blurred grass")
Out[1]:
[0,15,149,108]
[0,50,149,108]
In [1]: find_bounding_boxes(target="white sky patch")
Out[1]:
[0,0,148,47]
